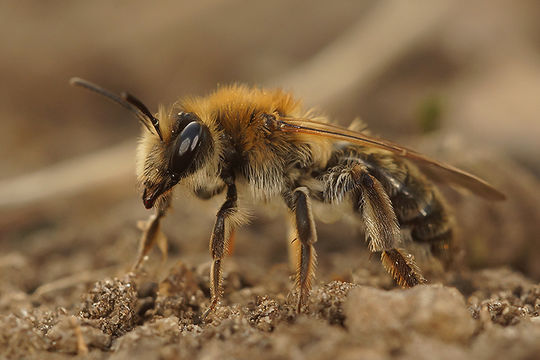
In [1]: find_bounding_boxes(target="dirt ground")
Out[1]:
[1,1,540,359]
[2,206,540,360]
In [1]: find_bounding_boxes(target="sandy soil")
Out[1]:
[1,1,540,359]
[1,206,540,359]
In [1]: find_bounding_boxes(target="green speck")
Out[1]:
[417,95,444,134]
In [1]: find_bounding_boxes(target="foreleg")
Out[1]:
[132,193,171,271]
[202,182,238,319]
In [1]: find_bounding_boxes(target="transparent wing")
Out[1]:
[278,116,505,201]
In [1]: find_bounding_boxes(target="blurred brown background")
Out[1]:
[1,0,540,295]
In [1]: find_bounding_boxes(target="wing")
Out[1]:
[277,116,505,201]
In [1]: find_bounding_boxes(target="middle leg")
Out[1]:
[286,187,318,313]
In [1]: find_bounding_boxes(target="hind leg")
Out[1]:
[320,163,425,287]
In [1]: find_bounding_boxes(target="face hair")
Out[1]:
[69,77,162,140]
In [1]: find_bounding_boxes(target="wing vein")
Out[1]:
[277,117,505,201]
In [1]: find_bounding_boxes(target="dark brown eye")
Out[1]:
[173,111,199,136]
[170,121,205,178]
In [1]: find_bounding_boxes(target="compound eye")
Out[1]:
[170,121,203,176]
[173,111,199,135]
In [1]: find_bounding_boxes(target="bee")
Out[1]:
[70,78,505,318]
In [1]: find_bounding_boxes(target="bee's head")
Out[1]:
[138,110,213,209]
[70,78,213,209]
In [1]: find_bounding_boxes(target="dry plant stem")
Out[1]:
[32,266,118,299]
[70,316,89,356]
[0,141,134,210]
[274,0,454,106]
